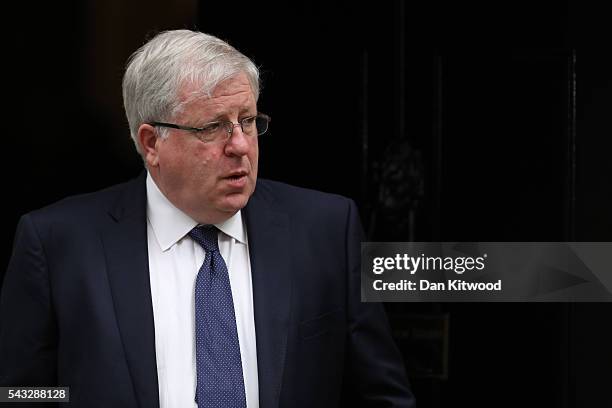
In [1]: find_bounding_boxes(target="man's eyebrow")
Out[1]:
[209,106,257,118]
[239,106,257,114]
[202,115,223,123]
[204,108,256,121]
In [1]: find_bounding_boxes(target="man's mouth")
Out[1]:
[222,171,249,188]
[223,171,248,181]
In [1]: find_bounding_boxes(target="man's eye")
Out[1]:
[200,122,221,133]
[241,116,257,126]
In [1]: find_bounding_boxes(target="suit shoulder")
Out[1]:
[26,175,142,225]
[254,178,357,219]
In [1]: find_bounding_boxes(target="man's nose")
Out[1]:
[226,122,244,136]
[224,124,251,155]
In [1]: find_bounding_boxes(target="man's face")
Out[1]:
[145,73,259,224]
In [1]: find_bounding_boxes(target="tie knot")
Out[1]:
[189,225,220,253]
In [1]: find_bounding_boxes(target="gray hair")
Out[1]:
[122,29,260,155]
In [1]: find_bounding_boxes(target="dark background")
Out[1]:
[3,1,612,407]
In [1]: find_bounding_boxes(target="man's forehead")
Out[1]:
[211,72,253,95]
[178,80,255,110]
[179,73,253,98]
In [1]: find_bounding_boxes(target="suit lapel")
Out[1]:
[102,173,159,408]
[244,186,292,408]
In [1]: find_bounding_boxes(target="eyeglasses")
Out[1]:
[148,113,271,143]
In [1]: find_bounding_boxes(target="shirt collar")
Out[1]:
[216,209,247,245]
[146,172,246,251]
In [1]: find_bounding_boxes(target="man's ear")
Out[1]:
[138,124,160,167]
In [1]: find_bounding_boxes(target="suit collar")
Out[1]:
[104,171,160,408]
[243,182,292,408]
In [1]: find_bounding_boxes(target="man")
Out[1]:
[0,30,415,407]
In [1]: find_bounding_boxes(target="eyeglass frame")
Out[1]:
[146,113,271,143]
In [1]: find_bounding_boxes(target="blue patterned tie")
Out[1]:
[189,225,247,408]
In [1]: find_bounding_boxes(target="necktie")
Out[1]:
[189,225,247,408]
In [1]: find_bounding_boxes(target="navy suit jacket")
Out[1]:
[0,173,415,407]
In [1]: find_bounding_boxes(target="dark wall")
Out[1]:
[2,1,611,407]
[2,0,196,282]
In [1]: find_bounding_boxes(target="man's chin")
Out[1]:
[219,192,251,213]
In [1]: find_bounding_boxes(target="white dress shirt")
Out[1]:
[146,173,259,408]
